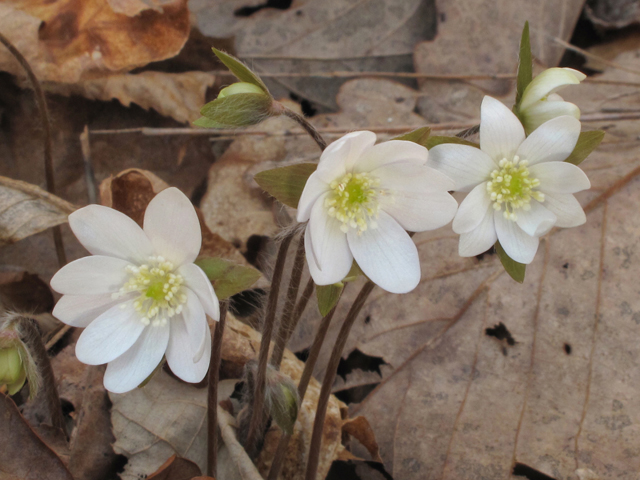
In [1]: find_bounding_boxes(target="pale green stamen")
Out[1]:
[116,256,187,326]
[486,155,544,221]
[325,172,382,234]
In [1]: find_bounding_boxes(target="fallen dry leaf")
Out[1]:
[110,313,345,480]
[147,454,202,480]
[0,0,189,84]
[586,0,640,28]
[0,394,73,480]
[0,265,54,313]
[46,71,215,124]
[190,0,435,110]
[0,176,76,247]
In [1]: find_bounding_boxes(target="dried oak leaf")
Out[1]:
[0,176,76,247]
[0,394,73,480]
[147,454,202,480]
[0,0,189,83]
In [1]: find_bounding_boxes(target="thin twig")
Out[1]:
[207,301,229,478]
[0,32,66,268]
[267,292,341,480]
[44,324,72,351]
[291,278,315,331]
[245,232,295,456]
[552,36,640,77]
[281,107,327,151]
[270,233,306,369]
[80,126,98,204]
[304,281,375,480]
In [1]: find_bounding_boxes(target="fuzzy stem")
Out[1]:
[267,294,341,480]
[282,108,327,151]
[270,234,306,369]
[207,301,229,477]
[17,317,66,434]
[291,278,315,329]
[304,281,375,480]
[0,32,66,268]
[245,232,295,456]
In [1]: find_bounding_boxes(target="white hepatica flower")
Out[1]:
[430,96,591,264]
[519,67,586,134]
[297,131,458,294]
[51,187,219,393]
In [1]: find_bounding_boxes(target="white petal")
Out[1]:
[494,213,539,264]
[53,293,130,328]
[354,140,429,173]
[75,301,145,365]
[297,171,330,222]
[530,162,591,193]
[307,193,353,285]
[50,255,131,295]
[305,218,353,286]
[347,211,419,294]
[458,206,497,257]
[429,144,495,192]
[516,116,581,165]
[480,96,525,162]
[69,205,153,264]
[520,68,584,110]
[453,183,491,234]
[374,162,456,232]
[181,288,209,363]
[103,322,169,394]
[316,131,376,182]
[541,193,586,228]
[166,316,211,383]
[521,100,580,134]
[515,202,557,237]
[179,264,220,321]
[143,187,201,266]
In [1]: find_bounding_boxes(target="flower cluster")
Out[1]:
[51,188,219,393]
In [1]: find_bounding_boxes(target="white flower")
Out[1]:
[430,96,591,264]
[297,131,458,294]
[519,67,586,134]
[51,188,219,393]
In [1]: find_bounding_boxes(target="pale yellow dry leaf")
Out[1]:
[0,176,76,247]
[46,71,215,125]
[107,0,176,16]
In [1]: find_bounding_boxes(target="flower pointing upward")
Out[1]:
[430,96,591,264]
[51,188,219,393]
[297,131,457,294]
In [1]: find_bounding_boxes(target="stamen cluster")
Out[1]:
[117,256,187,326]
[325,172,381,233]
[486,156,544,220]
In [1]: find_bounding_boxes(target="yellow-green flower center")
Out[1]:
[117,256,187,326]
[325,172,382,234]
[486,156,544,221]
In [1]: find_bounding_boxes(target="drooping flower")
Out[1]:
[297,131,458,294]
[518,67,586,134]
[430,96,590,264]
[51,188,219,393]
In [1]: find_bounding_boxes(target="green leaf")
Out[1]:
[194,258,261,300]
[515,21,533,108]
[495,241,526,283]
[425,136,479,149]
[197,93,273,128]
[564,130,605,166]
[212,48,270,95]
[254,163,317,208]
[392,127,431,146]
[316,283,344,317]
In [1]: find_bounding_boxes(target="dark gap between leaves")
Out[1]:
[295,347,310,363]
[229,288,266,318]
[334,383,380,405]
[336,349,387,381]
[234,0,293,17]
[564,343,572,355]
[289,92,318,117]
[512,463,557,480]
[485,322,516,346]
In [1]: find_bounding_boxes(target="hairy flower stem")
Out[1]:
[267,294,341,480]
[270,233,306,369]
[16,317,66,434]
[282,108,327,151]
[304,281,375,480]
[0,32,66,268]
[245,231,295,456]
[207,301,229,478]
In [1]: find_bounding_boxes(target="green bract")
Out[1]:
[194,257,261,301]
[254,163,318,209]
[195,92,273,128]
[218,82,266,99]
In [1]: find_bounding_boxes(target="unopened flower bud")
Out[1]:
[0,339,26,395]
[265,367,300,435]
[218,82,267,99]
